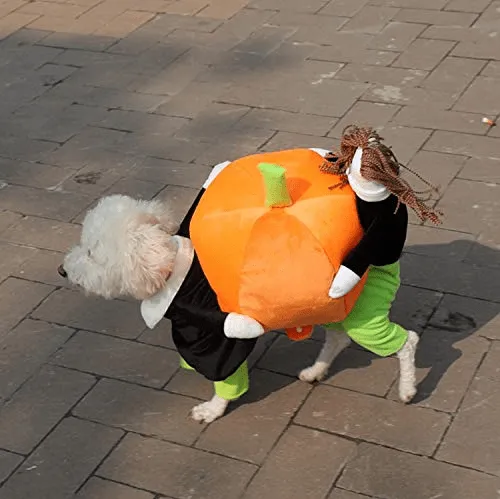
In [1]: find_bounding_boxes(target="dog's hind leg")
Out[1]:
[396,330,419,403]
[299,329,351,383]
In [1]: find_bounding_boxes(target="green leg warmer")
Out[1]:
[324,262,408,357]
[179,357,249,400]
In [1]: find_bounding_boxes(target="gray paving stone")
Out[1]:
[453,76,500,115]
[32,289,147,339]
[421,56,484,95]
[434,172,499,220]
[51,330,179,388]
[0,184,92,222]
[155,184,200,226]
[220,79,369,117]
[372,21,425,51]
[425,130,500,160]
[0,2,498,498]
[467,230,500,269]
[257,335,323,377]
[436,342,500,475]
[0,450,23,483]
[341,5,398,34]
[322,348,398,397]
[328,101,400,138]
[328,490,373,499]
[97,433,257,498]
[74,378,204,445]
[138,316,176,350]
[295,385,450,455]
[392,39,455,71]
[405,225,475,261]
[0,365,95,454]
[127,158,213,189]
[458,157,500,184]
[0,319,73,401]
[389,284,443,334]
[165,365,216,401]
[0,278,54,337]
[0,241,37,282]
[76,477,155,499]
[401,252,500,303]
[243,425,356,499]
[13,249,75,287]
[0,210,22,235]
[196,370,311,464]
[0,216,81,252]
[104,177,162,200]
[338,443,500,499]
[0,417,123,499]
[428,294,500,340]
[0,159,71,189]
[237,108,336,136]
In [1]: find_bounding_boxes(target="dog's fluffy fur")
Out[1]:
[61,194,418,423]
[64,195,179,300]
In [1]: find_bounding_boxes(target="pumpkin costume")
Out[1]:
[140,147,371,400]
[189,146,409,362]
[140,127,442,399]
[190,147,368,340]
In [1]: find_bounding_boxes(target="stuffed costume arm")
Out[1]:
[328,147,408,299]
[329,205,408,296]
[328,218,378,299]
[170,291,264,339]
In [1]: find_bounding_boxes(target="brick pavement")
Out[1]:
[0,0,499,497]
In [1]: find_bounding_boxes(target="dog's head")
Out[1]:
[59,195,178,300]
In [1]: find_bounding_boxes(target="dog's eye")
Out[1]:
[87,250,92,257]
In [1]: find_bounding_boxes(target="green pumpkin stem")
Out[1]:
[257,162,293,208]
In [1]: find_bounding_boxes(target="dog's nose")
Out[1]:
[57,265,67,278]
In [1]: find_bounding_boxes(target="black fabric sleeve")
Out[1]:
[342,197,408,277]
[172,300,229,335]
[342,217,393,277]
[166,256,257,382]
[169,304,257,382]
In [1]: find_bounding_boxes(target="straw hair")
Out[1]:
[320,125,443,224]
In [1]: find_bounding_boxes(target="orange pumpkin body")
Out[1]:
[190,148,367,334]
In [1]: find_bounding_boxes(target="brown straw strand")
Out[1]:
[320,125,443,224]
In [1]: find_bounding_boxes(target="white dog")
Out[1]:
[59,195,417,424]
[59,150,419,423]
[59,193,267,423]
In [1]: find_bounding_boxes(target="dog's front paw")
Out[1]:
[299,363,328,383]
[190,395,229,423]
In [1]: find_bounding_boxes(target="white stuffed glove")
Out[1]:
[224,313,265,339]
[328,265,361,299]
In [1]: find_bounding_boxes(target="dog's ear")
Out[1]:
[136,212,179,236]
[143,199,179,235]
[126,215,176,299]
